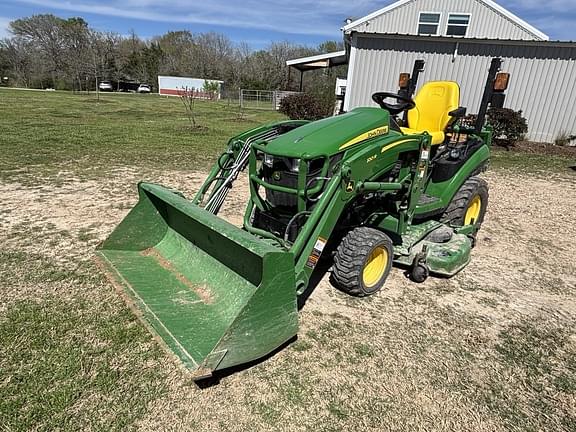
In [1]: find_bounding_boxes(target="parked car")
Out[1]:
[137,84,151,93]
[99,81,113,92]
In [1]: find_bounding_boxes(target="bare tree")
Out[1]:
[0,38,35,87]
[10,15,68,87]
[180,86,199,129]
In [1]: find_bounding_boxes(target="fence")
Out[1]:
[239,89,300,110]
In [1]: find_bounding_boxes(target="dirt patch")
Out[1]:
[1,166,575,431]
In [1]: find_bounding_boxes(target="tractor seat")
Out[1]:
[400,81,461,145]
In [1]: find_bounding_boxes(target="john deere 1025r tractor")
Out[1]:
[96,58,510,379]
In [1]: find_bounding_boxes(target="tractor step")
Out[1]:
[417,193,440,205]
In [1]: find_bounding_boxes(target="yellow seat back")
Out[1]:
[407,81,460,140]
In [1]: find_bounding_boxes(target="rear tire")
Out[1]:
[441,177,488,228]
[331,227,393,297]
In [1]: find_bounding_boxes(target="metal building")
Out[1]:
[344,35,576,142]
[157,76,223,99]
[287,0,576,143]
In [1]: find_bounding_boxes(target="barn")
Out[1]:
[288,0,576,143]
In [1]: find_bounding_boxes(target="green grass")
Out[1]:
[0,90,284,430]
[0,298,166,431]
[0,89,283,181]
[0,251,167,431]
[486,321,576,431]
[491,147,575,173]
[1,88,572,180]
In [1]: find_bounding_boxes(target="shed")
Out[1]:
[157,76,224,99]
[286,51,347,91]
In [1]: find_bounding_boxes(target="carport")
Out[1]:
[286,50,348,91]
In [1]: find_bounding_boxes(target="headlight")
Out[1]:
[290,158,300,172]
[264,154,274,167]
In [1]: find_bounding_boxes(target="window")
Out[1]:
[446,13,470,36]
[418,12,441,35]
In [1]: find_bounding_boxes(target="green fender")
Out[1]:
[417,144,490,215]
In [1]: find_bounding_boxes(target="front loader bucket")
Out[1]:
[96,182,298,379]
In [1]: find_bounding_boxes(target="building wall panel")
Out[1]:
[346,36,576,142]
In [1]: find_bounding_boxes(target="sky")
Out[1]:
[0,0,574,47]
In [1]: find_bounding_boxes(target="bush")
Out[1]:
[487,108,528,144]
[554,132,576,147]
[279,93,329,121]
[461,108,528,147]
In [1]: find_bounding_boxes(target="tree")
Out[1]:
[203,80,219,99]
[0,37,35,87]
[141,42,163,84]
[10,15,68,87]
[0,13,347,107]
[60,17,90,91]
[8,15,96,89]
[155,31,194,76]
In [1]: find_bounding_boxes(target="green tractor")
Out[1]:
[97,58,510,379]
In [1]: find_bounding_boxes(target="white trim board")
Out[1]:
[343,42,358,112]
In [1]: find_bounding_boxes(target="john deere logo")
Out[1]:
[367,126,389,139]
[273,171,282,181]
[346,181,355,192]
[339,126,390,150]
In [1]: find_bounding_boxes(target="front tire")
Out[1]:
[331,227,394,297]
[441,177,489,228]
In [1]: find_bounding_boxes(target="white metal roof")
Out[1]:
[286,50,347,67]
[342,0,549,41]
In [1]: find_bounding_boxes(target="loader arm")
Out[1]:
[194,120,308,214]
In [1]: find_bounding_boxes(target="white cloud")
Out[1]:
[12,0,382,37]
[12,0,571,41]
[0,17,13,39]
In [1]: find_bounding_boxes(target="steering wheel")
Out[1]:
[372,92,416,115]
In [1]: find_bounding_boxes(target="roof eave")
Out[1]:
[351,32,575,47]
[285,50,347,67]
[341,0,413,32]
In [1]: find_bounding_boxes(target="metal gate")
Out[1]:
[240,89,300,110]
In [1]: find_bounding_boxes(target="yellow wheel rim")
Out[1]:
[362,246,388,288]
[464,195,482,225]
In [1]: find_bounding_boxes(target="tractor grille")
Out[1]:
[262,158,324,208]
[253,208,308,242]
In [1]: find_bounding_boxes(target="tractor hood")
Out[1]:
[264,107,391,158]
